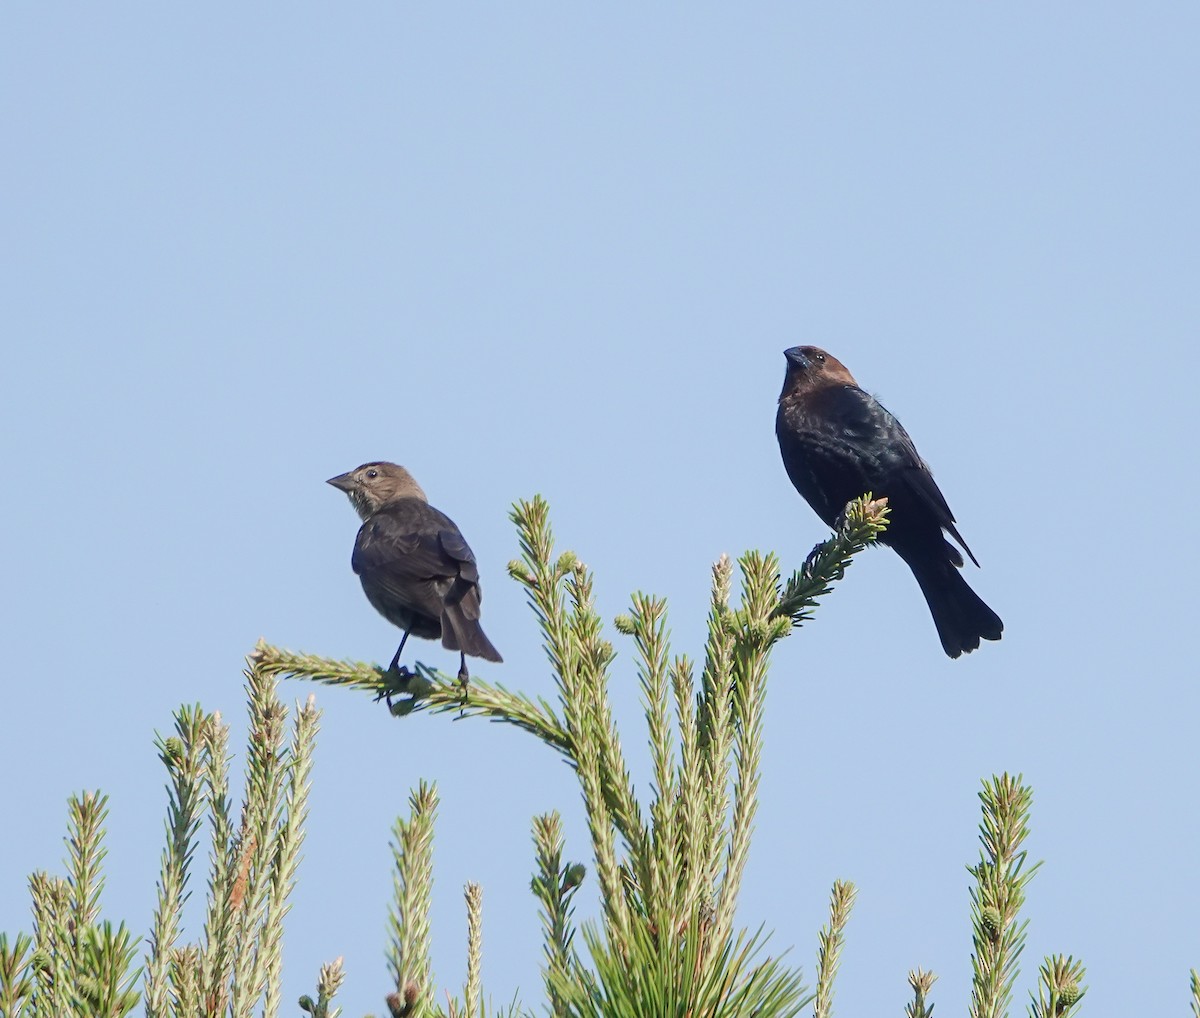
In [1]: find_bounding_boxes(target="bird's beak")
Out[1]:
[784,346,809,369]
[326,472,356,493]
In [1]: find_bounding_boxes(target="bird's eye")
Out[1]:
[815,353,825,364]
[366,469,378,479]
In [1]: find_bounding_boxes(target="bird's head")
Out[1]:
[780,345,857,399]
[327,462,428,520]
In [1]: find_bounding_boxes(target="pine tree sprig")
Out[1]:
[262,692,321,1017]
[299,956,345,1018]
[464,883,484,1018]
[968,773,1042,1018]
[625,591,677,928]
[813,880,857,1018]
[170,944,203,1015]
[1028,954,1085,1018]
[65,791,107,934]
[547,916,809,1018]
[563,557,650,915]
[713,552,778,938]
[229,659,292,1015]
[73,921,141,1018]
[388,781,439,1009]
[0,932,34,1015]
[773,495,890,627]
[695,556,736,906]
[20,800,145,1017]
[905,968,937,1018]
[146,705,210,1016]
[531,812,584,1018]
[668,652,709,920]
[252,642,570,752]
[199,710,238,1013]
[28,871,73,1015]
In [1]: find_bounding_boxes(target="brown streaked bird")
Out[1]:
[327,461,502,686]
[775,346,1002,658]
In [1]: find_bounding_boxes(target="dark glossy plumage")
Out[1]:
[329,462,501,682]
[776,346,1002,657]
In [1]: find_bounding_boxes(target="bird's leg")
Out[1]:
[457,651,470,707]
[383,631,414,709]
[387,631,411,675]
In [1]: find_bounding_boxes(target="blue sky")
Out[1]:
[2,5,1197,1015]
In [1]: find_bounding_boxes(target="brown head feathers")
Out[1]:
[779,346,858,401]
[326,461,429,520]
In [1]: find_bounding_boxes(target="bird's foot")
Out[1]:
[377,664,416,709]
[457,662,470,712]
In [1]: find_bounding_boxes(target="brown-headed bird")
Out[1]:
[327,462,502,684]
[776,346,1002,657]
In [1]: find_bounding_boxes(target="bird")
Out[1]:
[775,346,1002,657]
[327,461,502,690]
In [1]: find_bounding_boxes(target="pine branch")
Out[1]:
[616,592,678,927]
[1027,954,1085,1017]
[563,556,650,927]
[74,921,141,1017]
[531,813,584,1018]
[813,880,856,1018]
[170,944,203,1015]
[773,495,890,627]
[65,792,107,934]
[549,917,809,1018]
[261,693,320,1018]
[968,774,1041,1018]
[28,871,73,1015]
[0,932,34,1015]
[199,710,238,1014]
[905,968,937,1018]
[252,642,570,753]
[714,552,779,938]
[694,556,736,911]
[464,883,483,1018]
[507,498,640,943]
[299,956,346,1018]
[229,660,291,1016]
[388,782,438,1011]
[669,650,710,920]
[146,706,209,1017]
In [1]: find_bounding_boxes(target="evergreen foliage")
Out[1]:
[0,494,1131,1016]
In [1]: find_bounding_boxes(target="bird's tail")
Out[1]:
[905,555,1003,659]
[440,593,503,663]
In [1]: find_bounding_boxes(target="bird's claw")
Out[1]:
[457,664,470,712]
[377,664,415,709]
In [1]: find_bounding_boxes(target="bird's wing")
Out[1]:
[863,392,980,568]
[438,528,480,584]
[438,528,485,615]
[352,520,447,578]
[351,504,458,594]
[351,502,488,613]
[795,387,979,566]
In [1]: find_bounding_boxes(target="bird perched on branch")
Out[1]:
[327,462,502,688]
[775,346,1002,658]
